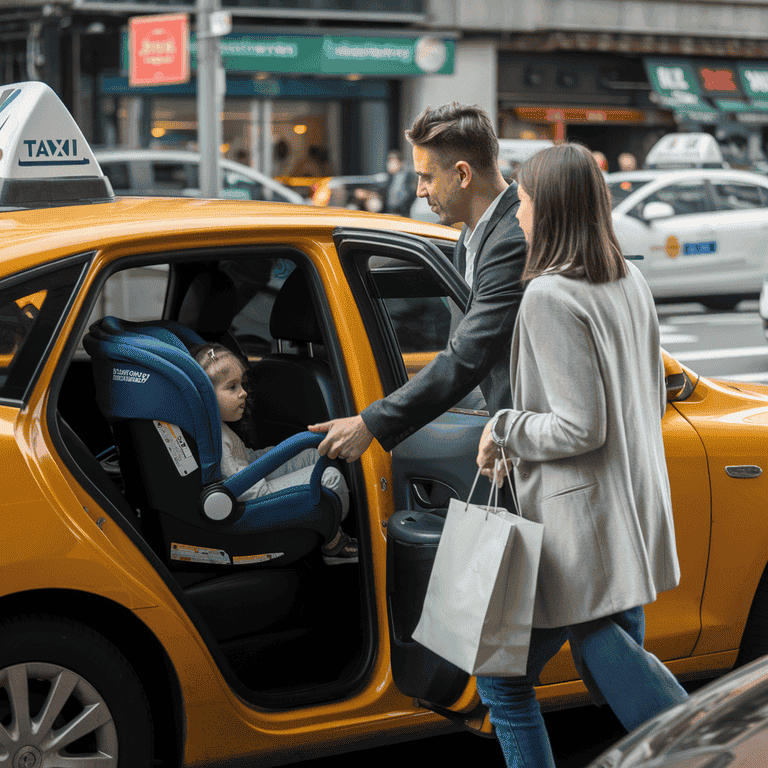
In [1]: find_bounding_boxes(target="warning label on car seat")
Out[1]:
[153,420,198,476]
[171,543,231,565]
[233,552,285,565]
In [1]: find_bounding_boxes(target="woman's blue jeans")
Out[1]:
[475,607,688,768]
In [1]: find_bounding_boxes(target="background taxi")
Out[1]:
[607,167,768,310]
[3,82,768,768]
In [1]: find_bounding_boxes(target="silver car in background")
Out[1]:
[589,655,768,768]
[94,148,305,204]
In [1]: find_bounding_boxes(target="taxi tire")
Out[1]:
[0,614,153,768]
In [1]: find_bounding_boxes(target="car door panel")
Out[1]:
[336,227,495,721]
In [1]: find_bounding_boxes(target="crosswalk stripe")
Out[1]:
[672,346,767,361]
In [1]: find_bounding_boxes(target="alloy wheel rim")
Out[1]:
[0,662,118,767]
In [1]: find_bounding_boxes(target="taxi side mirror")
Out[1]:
[663,349,693,401]
[643,201,675,222]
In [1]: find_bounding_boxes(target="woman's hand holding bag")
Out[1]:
[412,456,543,677]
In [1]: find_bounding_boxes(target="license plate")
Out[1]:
[683,241,717,255]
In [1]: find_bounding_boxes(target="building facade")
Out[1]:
[2,0,768,175]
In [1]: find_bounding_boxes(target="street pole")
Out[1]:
[196,0,225,198]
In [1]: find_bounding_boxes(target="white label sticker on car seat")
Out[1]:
[171,543,231,565]
[233,552,285,565]
[153,420,198,476]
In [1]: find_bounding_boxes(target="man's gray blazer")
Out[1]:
[361,183,527,451]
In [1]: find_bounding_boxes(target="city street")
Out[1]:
[657,299,767,382]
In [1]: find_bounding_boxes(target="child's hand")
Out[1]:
[308,416,373,462]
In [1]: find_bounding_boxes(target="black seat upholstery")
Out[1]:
[177,270,246,360]
[247,269,342,446]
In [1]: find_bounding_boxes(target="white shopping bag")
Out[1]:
[412,460,543,677]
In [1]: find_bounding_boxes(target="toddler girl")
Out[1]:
[193,343,357,565]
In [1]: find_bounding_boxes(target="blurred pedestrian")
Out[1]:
[273,139,291,177]
[619,152,638,171]
[383,149,418,217]
[475,142,687,768]
[291,145,333,178]
[592,150,609,172]
[309,102,527,462]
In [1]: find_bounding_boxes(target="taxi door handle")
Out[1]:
[410,478,456,509]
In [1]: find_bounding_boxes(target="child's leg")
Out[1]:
[260,460,356,564]
[261,456,349,519]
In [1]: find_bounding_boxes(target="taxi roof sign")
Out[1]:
[0,81,113,208]
[643,132,728,170]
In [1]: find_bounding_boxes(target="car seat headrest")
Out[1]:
[269,269,322,344]
[178,271,238,336]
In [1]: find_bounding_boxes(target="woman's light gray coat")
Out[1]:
[491,261,681,628]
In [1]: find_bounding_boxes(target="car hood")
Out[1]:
[590,657,768,767]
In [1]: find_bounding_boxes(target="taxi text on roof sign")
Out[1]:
[0,81,113,208]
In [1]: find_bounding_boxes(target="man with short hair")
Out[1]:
[309,102,527,461]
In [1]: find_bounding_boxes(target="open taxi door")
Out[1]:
[333,226,495,736]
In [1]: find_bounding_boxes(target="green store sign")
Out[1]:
[644,58,719,122]
[123,33,454,76]
[738,64,768,110]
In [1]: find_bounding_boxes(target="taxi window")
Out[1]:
[223,257,295,359]
[0,262,85,402]
[607,180,649,209]
[711,181,768,210]
[642,181,713,216]
[368,255,461,376]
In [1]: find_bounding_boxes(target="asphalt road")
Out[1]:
[657,298,766,381]
[301,299,767,768]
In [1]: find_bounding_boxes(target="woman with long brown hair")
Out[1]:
[475,143,687,767]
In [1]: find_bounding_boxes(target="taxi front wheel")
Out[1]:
[0,614,153,768]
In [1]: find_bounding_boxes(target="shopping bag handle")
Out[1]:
[465,454,520,517]
[500,448,522,517]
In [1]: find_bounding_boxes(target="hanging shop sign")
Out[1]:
[123,33,453,76]
[738,63,768,110]
[645,57,768,121]
[128,14,190,87]
[644,58,719,123]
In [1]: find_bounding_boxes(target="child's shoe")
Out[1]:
[321,530,358,565]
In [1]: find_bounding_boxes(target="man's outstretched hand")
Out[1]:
[308,415,374,462]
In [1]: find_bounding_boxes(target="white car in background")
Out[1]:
[607,168,768,310]
[94,148,305,205]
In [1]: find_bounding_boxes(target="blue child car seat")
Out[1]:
[83,316,342,569]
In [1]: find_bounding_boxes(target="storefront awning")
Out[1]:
[645,57,768,123]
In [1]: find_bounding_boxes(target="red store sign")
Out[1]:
[129,14,190,87]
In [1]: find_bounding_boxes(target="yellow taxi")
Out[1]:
[2,81,768,768]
